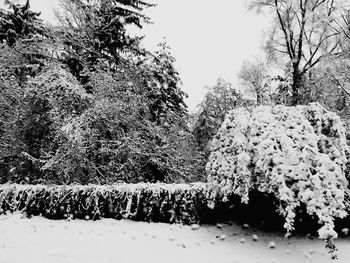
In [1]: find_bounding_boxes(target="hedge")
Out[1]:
[0,183,219,224]
[0,183,348,234]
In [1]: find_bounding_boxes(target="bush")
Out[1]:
[0,183,212,224]
[206,103,350,241]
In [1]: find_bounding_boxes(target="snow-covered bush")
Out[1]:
[206,103,350,241]
[0,183,212,224]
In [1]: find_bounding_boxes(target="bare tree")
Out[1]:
[238,57,269,105]
[249,0,348,105]
[310,56,350,117]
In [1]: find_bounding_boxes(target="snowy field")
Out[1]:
[0,214,349,263]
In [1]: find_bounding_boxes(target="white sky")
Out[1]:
[1,0,270,112]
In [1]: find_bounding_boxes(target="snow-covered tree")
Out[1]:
[192,78,246,153]
[249,0,349,105]
[206,102,350,243]
[238,57,270,105]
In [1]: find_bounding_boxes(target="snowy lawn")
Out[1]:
[0,214,349,263]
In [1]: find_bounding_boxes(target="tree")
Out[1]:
[0,74,26,183]
[56,1,187,123]
[302,55,350,116]
[83,42,187,124]
[238,57,270,105]
[0,1,58,83]
[324,56,350,113]
[41,82,204,184]
[249,0,348,105]
[5,64,92,183]
[56,0,154,76]
[0,1,60,183]
[0,0,45,46]
[206,103,349,250]
[137,42,187,123]
[0,0,198,185]
[192,78,247,152]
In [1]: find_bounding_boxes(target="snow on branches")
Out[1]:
[206,103,350,240]
[0,183,211,224]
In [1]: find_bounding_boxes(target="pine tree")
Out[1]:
[57,0,154,71]
[0,0,44,46]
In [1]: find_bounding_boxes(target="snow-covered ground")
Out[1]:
[0,213,349,263]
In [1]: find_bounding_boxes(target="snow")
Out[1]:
[206,103,350,241]
[0,214,349,263]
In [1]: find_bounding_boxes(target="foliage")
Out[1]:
[0,76,26,182]
[192,78,248,153]
[206,103,350,243]
[42,96,205,184]
[56,0,153,75]
[0,39,46,83]
[138,42,188,123]
[238,58,270,105]
[0,1,194,184]
[84,43,188,124]
[0,0,45,46]
[303,56,350,118]
[27,64,92,125]
[56,0,187,123]
[0,183,211,224]
[2,63,198,185]
[0,43,38,183]
[265,54,350,125]
[249,0,348,105]
[0,65,92,183]
[268,75,293,105]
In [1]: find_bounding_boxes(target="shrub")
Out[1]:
[206,103,350,242]
[0,183,212,224]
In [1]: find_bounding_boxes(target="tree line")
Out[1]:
[1,0,350,185]
[0,0,205,184]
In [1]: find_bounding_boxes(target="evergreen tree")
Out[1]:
[56,0,154,75]
[192,78,245,153]
[0,0,45,46]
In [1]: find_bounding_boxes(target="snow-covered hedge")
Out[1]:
[206,103,350,241]
[0,183,213,224]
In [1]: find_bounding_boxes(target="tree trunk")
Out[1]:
[292,68,301,106]
[256,87,262,105]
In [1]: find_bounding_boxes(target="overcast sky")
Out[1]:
[1,0,270,111]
